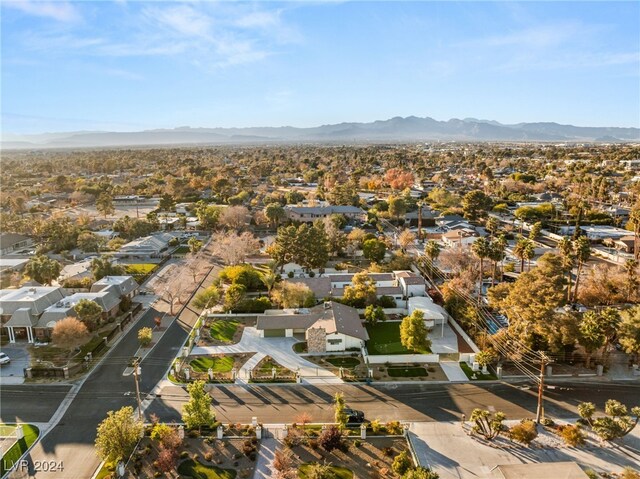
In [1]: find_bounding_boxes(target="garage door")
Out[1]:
[264,329,286,337]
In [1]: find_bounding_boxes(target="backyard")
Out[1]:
[123,263,158,283]
[366,322,431,355]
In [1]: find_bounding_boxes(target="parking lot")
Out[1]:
[0,344,30,385]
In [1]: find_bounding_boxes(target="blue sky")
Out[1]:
[2,1,639,133]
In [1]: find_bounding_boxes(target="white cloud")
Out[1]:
[143,4,212,39]
[4,0,81,22]
[12,2,300,70]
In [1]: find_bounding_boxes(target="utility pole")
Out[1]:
[535,353,548,424]
[133,359,143,421]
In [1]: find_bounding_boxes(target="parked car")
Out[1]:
[344,408,365,424]
[0,352,11,365]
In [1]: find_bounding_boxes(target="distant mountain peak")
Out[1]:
[2,116,638,149]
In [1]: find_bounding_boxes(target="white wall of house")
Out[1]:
[325,332,362,352]
[403,283,426,297]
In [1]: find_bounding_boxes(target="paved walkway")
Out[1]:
[440,361,469,382]
[409,421,640,479]
[252,437,280,479]
[191,327,343,384]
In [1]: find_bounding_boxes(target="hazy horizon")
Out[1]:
[2,1,639,134]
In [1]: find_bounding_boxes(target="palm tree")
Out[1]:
[572,236,591,303]
[513,237,529,273]
[485,216,500,238]
[488,240,505,285]
[416,200,424,241]
[423,240,441,279]
[558,237,575,302]
[523,240,535,271]
[472,237,491,303]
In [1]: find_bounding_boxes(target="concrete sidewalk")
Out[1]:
[440,361,469,382]
[252,438,280,479]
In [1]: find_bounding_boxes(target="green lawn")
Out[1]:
[459,362,498,380]
[293,342,307,353]
[298,464,353,479]
[0,424,17,436]
[177,459,236,479]
[190,356,234,373]
[210,320,240,343]
[173,246,190,255]
[0,424,40,476]
[366,322,431,355]
[124,263,158,275]
[387,366,428,378]
[325,357,361,368]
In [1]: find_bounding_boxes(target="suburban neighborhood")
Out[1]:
[1,1,640,478]
[0,140,639,479]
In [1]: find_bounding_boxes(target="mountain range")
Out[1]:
[3,116,639,149]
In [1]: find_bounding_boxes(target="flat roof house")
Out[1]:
[256,301,369,353]
[114,233,174,258]
[284,205,366,223]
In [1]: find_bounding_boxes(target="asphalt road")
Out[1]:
[0,385,72,423]
[146,380,640,425]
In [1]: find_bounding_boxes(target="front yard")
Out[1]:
[199,318,255,346]
[281,434,413,479]
[459,362,497,380]
[366,322,431,355]
[0,424,40,476]
[123,436,257,479]
[250,356,296,383]
[371,363,448,381]
[176,353,254,383]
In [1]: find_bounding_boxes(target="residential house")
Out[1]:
[0,286,65,343]
[114,233,174,258]
[256,301,369,352]
[284,205,366,223]
[91,276,139,299]
[285,270,427,307]
[0,233,33,256]
[441,229,478,248]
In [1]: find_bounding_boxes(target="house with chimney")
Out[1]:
[256,301,368,352]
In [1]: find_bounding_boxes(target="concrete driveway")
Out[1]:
[191,327,342,384]
[0,344,29,384]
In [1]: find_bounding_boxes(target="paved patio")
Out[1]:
[429,323,459,355]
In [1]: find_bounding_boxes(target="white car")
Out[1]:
[0,352,10,365]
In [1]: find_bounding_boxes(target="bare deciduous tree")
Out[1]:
[219,206,250,231]
[212,231,260,265]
